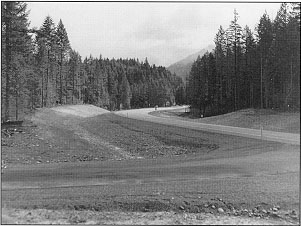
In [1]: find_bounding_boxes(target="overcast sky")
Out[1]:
[26,2,281,67]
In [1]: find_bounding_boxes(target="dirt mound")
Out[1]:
[51,104,109,118]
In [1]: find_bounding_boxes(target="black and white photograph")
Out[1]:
[1,1,300,224]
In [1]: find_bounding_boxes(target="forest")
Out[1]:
[1,2,185,121]
[2,3,300,121]
[186,3,300,117]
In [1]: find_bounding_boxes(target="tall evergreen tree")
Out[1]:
[242,25,258,108]
[36,15,57,107]
[67,50,81,104]
[268,3,300,110]
[214,26,227,113]
[226,9,243,110]
[56,19,70,104]
[1,2,32,120]
[120,73,132,109]
[256,11,273,108]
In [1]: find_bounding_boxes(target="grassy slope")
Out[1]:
[151,108,300,133]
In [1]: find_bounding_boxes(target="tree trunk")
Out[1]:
[264,83,268,109]
[249,80,253,108]
[41,70,44,107]
[65,70,67,104]
[56,67,58,104]
[31,88,34,110]
[72,71,75,104]
[46,67,48,107]
[60,51,63,104]
[219,70,223,113]
[45,50,50,107]
[234,43,237,111]
[15,90,18,121]
[4,3,12,121]
[260,57,263,109]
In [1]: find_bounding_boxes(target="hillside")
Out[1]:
[167,44,215,82]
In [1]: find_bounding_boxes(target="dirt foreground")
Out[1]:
[2,208,297,225]
[2,105,300,225]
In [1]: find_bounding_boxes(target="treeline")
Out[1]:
[1,2,184,121]
[187,3,300,117]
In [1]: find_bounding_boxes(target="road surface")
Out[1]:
[2,105,299,224]
[115,106,300,145]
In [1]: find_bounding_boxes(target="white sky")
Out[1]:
[26,2,282,67]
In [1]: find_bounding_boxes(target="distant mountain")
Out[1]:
[167,45,215,82]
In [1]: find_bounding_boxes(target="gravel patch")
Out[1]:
[2,208,298,225]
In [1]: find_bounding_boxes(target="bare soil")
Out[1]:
[1,105,299,225]
[51,104,109,117]
[2,208,297,225]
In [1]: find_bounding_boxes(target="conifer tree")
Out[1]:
[120,73,132,109]
[226,9,243,110]
[56,19,70,104]
[242,25,257,108]
[36,15,57,107]
[214,26,227,113]
[256,12,273,108]
[1,2,32,120]
[67,50,81,104]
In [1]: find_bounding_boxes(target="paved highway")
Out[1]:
[115,106,300,145]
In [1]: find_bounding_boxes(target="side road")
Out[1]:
[115,106,300,145]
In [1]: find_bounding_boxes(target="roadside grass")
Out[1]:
[150,108,300,133]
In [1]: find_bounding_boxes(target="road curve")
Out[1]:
[114,106,300,145]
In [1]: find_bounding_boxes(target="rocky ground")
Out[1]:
[1,105,300,225]
[2,208,298,225]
